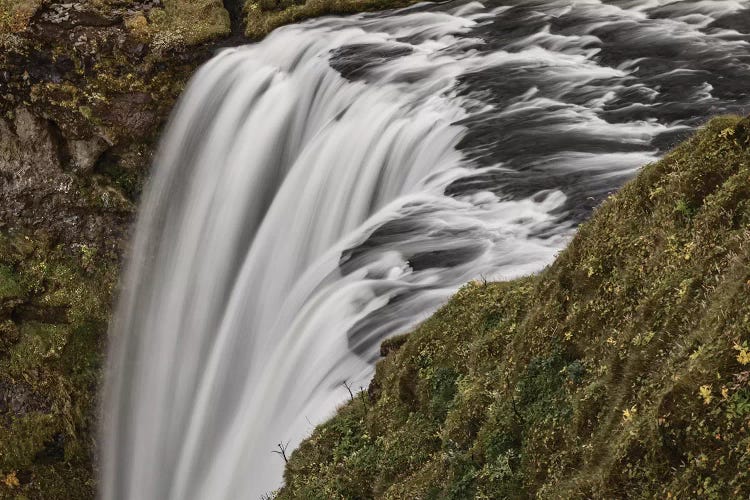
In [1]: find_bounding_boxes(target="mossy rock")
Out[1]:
[243,0,419,39]
[0,231,116,498]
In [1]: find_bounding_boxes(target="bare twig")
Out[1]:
[343,380,354,401]
[505,374,525,425]
[271,441,290,463]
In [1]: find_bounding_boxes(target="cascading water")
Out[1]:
[102,0,750,498]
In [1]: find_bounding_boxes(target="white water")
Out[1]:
[102,1,750,498]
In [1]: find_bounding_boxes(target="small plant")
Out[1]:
[3,471,19,488]
[734,342,750,365]
[674,199,695,219]
[622,405,637,423]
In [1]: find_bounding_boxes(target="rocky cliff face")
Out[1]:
[0,1,231,496]
[1,0,231,251]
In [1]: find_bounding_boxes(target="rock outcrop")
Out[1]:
[0,1,231,496]
[1,0,232,251]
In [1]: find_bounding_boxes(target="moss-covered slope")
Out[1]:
[280,116,750,499]
[243,0,417,39]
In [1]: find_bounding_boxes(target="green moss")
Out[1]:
[149,0,231,50]
[0,413,58,469]
[0,265,22,300]
[3,323,69,377]
[281,115,750,499]
[244,0,418,39]
[0,232,117,498]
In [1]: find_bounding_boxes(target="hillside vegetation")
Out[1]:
[280,115,750,499]
[243,0,417,38]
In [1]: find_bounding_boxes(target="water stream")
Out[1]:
[102,1,750,497]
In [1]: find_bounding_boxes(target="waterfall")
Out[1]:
[102,1,750,498]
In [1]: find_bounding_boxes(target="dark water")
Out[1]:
[338,0,750,355]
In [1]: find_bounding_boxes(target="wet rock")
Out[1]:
[69,136,108,172]
[34,432,66,464]
[12,304,70,325]
[1,107,62,180]
[103,92,159,139]
[734,116,750,146]
[0,107,131,251]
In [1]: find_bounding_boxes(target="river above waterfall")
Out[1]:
[102,1,750,498]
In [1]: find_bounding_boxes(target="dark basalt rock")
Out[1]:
[102,92,158,138]
[0,106,130,253]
